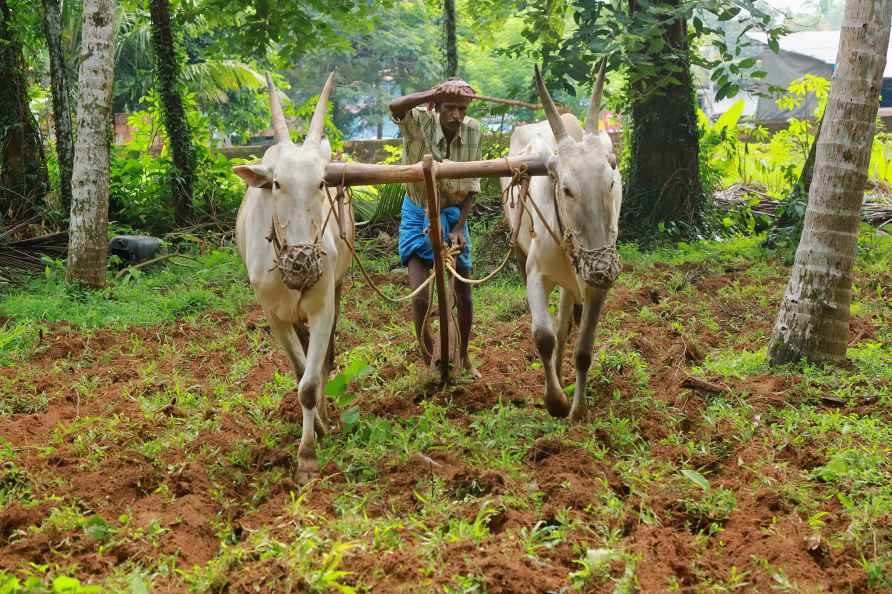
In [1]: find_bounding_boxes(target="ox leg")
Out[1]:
[554,288,574,387]
[570,289,608,423]
[514,246,528,283]
[319,283,342,433]
[269,315,328,438]
[268,312,307,378]
[526,271,569,418]
[296,304,336,484]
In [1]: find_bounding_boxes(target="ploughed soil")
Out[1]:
[0,257,889,593]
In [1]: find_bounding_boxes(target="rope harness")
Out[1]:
[267,212,324,291]
[546,167,621,290]
[264,157,619,364]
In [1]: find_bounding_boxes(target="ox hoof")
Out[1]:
[462,359,481,380]
[544,390,570,418]
[296,458,319,485]
[568,404,588,423]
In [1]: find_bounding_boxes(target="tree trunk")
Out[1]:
[149,0,195,226]
[768,0,892,365]
[621,0,703,238]
[42,0,74,213]
[67,0,116,288]
[444,0,458,77]
[0,0,49,225]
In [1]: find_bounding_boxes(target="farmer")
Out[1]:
[389,78,482,377]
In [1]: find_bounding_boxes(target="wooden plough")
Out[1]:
[325,154,549,383]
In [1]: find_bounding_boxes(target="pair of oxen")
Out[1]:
[233,67,621,482]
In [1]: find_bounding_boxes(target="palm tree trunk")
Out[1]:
[0,0,49,225]
[42,0,74,213]
[149,0,194,226]
[621,0,703,238]
[769,0,892,365]
[444,0,458,77]
[67,0,116,287]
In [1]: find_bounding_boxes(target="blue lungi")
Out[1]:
[398,195,471,271]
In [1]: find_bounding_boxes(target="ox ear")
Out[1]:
[233,164,273,189]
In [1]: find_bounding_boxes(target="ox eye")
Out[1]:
[318,181,325,190]
[272,180,281,191]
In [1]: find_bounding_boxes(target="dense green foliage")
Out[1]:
[108,93,246,231]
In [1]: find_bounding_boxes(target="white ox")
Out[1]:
[501,66,621,422]
[233,74,354,481]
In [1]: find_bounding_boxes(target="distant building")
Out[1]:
[703,30,892,124]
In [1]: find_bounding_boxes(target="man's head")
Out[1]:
[433,77,475,135]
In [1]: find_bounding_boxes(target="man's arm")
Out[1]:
[448,192,475,247]
[389,80,475,120]
[389,89,438,121]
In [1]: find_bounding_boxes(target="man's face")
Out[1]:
[439,99,469,134]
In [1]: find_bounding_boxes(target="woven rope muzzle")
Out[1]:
[268,212,324,291]
[277,243,323,291]
[573,243,620,289]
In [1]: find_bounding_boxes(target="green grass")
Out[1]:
[0,229,889,592]
[0,248,250,328]
[0,248,252,365]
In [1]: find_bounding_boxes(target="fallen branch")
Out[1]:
[468,94,551,111]
[714,184,892,226]
[115,253,200,280]
[681,375,730,395]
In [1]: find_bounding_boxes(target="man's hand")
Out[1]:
[447,229,466,249]
[433,79,475,102]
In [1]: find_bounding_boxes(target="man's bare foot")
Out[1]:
[462,358,481,380]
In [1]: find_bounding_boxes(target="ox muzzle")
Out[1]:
[573,244,620,289]
[276,242,323,291]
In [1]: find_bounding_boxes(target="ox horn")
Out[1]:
[305,72,336,145]
[585,59,607,135]
[534,65,568,143]
[266,73,291,144]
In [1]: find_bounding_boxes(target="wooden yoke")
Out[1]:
[325,154,548,186]
[319,153,551,384]
[421,155,453,384]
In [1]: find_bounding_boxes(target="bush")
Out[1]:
[108,91,254,232]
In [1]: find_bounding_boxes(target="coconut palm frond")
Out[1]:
[116,17,152,67]
[182,60,266,105]
[351,183,404,224]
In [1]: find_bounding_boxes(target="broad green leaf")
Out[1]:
[129,574,150,594]
[715,99,745,133]
[324,374,348,397]
[340,406,360,426]
[0,575,21,594]
[335,391,357,408]
[681,469,710,491]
